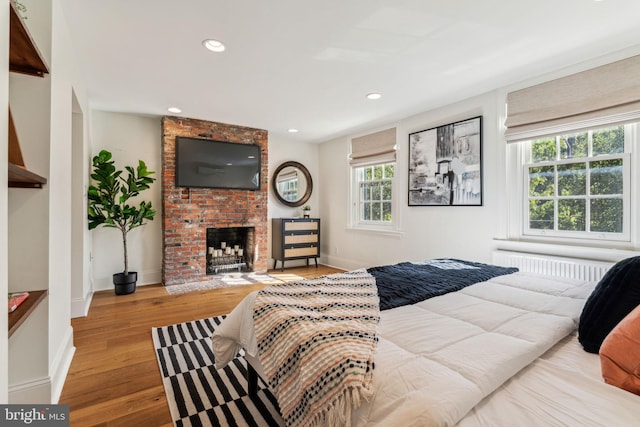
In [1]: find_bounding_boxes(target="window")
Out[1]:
[353,162,395,226]
[524,124,631,240]
[276,176,298,202]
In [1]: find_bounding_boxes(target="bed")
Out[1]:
[212,259,640,426]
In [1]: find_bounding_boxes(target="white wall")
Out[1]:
[90,111,162,290]
[48,0,88,401]
[319,91,501,271]
[70,93,90,318]
[7,0,52,403]
[7,74,51,289]
[267,136,320,267]
[4,0,89,403]
[89,114,323,284]
[1,0,10,404]
[318,46,640,271]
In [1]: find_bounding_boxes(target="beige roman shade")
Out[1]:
[276,169,297,183]
[349,127,397,166]
[505,54,640,143]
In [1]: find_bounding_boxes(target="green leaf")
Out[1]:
[88,149,157,270]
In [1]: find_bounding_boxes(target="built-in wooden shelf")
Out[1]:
[8,289,47,338]
[7,109,47,188]
[7,1,49,188]
[9,1,49,77]
[8,162,47,188]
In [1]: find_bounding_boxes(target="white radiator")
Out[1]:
[491,250,612,282]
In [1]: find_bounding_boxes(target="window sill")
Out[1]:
[494,238,640,263]
[346,225,404,238]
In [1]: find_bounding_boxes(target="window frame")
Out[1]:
[276,176,298,202]
[349,160,399,232]
[521,124,634,242]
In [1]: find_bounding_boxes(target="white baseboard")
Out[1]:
[71,291,93,318]
[50,326,75,403]
[9,377,51,404]
[93,269,162,291]
[321,254,368,272]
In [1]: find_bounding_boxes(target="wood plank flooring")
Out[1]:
[59,265,343,426]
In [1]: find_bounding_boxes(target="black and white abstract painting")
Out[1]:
[408,116,482,206]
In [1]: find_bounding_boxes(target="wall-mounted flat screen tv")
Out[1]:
[175,137,261,190]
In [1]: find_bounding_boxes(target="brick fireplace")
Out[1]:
[161,116,268,286]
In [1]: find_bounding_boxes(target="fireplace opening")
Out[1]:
[206,227,255,275]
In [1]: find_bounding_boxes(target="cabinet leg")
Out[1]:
[314,257,318,268]
[273,259,277,270]
[281,260,285,272]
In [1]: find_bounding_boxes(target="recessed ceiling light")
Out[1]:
[226,163,233,166]
[288,128,299,133]
[366,93,382,100]
[203,39,226,52]
[168,107,182,113]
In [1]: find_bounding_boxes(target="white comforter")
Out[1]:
[213,272,597,426]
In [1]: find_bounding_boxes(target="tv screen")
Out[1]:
[175,137,261,190]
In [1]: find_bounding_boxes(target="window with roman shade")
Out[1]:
[349,128,398,231]
[504,54,640,143]
[503,54,640,244]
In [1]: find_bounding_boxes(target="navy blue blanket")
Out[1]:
[367,259,519,311]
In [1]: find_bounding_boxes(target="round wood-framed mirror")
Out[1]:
[271,161,313,207]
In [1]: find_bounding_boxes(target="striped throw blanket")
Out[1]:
[253,270,380,427]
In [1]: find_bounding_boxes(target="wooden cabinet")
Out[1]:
[272,218,320,271]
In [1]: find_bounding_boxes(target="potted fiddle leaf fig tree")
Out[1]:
[88,150,157,295]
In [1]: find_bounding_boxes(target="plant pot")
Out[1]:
[303,211,310,218]
[113,272,137,295]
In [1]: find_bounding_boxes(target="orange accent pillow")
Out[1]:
[600,304,640,395]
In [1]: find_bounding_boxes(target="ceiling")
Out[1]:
[58,0,640,143]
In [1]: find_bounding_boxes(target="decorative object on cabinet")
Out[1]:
[88,150,157,295]
[271,161,313,207]
[272,218,320,271]
[409,116,483,206]
[302,204,311,218]
[7,1,49,188]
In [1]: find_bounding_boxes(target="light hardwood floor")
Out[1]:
[59,265,343,426]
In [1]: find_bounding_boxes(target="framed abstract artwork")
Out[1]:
[408,116,482,206]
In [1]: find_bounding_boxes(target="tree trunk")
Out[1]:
[122,227,129,276]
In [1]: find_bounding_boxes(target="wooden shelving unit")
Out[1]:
[8,1,49,188]
[6,1,49,348]
[8,290,47,337]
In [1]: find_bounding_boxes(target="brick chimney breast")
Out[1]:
[161,116,268,286]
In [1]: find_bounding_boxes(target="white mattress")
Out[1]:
[458,331,640,426]
[213,271,640,426]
